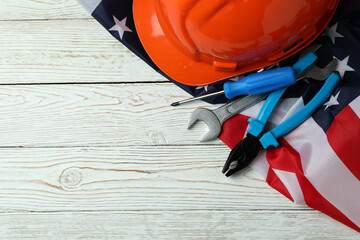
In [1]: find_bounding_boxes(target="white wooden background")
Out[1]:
[0,1,358,239]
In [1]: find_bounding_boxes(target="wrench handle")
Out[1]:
[214,94,267,124]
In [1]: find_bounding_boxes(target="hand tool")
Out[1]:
[171,67,296,106]
[171,45,323,107]
[297,59,338,81]
[222,51,320,175]
[222,69,341,177]
[187,94,267,142]
[188,50,327,142]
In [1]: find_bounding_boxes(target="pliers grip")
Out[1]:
[260,72,341,149]
[247,52,318,137]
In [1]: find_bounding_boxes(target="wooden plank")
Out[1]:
[0,0,88,20]
[2,2,356,238]
[0,146,297,212]
[0,211,357,239]
[0,83,225,146]
[0,20,165,84]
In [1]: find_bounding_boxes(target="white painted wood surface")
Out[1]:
[0,1,358,239]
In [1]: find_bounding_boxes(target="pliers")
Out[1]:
[222,51,341,177]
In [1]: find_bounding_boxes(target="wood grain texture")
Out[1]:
[0,211,358,240]
[0,1,88,20]
[0,1,358,238]
[0,146,291,212]
[0,83,222,146]
[0,20,165,84]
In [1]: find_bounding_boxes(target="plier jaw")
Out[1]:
[222,134,263,177]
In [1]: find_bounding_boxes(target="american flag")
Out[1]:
[78,0,360,232]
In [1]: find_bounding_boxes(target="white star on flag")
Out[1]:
[335,56,355,78]
[324,91,341,110]
[323,22,344,44]
[109,16,132,40]
[196,85,209,92]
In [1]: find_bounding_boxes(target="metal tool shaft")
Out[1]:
[171,90,225,106]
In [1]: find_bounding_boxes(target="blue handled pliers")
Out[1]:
[222,51,341,177]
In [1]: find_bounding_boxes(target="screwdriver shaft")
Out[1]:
[171,90,225,106]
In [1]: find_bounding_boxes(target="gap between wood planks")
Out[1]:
[0,18,94,22]
[0,144,224,148]
[0,81,169,86]
[0,209,313,214]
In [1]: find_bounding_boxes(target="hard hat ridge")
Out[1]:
[134,0,339,86]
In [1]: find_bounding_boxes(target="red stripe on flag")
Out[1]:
[219,114,249,149]
[266,139,302,173]
[326,105,360,181]
[266,168,294,202]
[266,138,360,232]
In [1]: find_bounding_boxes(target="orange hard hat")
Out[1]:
[133,0,339,86]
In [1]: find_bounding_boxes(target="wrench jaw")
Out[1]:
[187,108,222,142]
[200,126,221,142]
[297,58,339,81]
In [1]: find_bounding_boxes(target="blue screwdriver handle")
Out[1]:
[260,72,340,149]
[223,67,296,99]
[247,52,318,137]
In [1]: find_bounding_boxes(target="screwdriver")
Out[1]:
[171,66,296,106]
